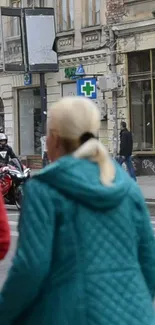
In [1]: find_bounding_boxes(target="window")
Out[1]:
[57,0,74,32]
[83,0,100,27]
[0,98,4,133]
[62,82,76,96]
[128,50,155,152]
[18,88,43,155]
[10,1,40,37]
[10,0,21,36]
[27,0,40,7]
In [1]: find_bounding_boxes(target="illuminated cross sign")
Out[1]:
[81,81,95,97]
[77,77,97,99]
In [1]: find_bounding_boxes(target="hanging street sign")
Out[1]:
[75,64,85,76]
[76,77,97,99]
[24,73,32,86]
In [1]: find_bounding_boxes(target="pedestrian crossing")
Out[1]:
[8,210,19,237]
[9,220,18,237]
[151,216,155,233]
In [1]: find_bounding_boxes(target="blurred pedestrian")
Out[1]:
[0,97,154,325]
[0,190,10,260]
[119,121,136,181]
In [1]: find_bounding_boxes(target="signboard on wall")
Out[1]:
[24,73,32,86]
[77,78,97,99]
[0,7,58,73]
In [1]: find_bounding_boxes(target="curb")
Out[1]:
[146,201,155,216]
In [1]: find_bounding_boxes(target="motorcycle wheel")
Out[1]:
[14,185,23,210]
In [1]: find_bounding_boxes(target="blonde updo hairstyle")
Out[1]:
[47,96,115,186]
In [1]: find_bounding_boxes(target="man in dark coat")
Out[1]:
[119,121,136,181]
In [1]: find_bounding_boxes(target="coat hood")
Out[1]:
[35,156,132,210]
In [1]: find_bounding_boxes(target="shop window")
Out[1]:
[83,0,100,27]
[128,50,155,151]
[129,80,152,151]
[18,88,43,156]
[152,50,155,76]
[128,51,150,76]
[57,0,74,32]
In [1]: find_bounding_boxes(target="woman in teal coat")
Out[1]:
[0,96,155,325]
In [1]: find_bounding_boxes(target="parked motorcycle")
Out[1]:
[0,158,30,210]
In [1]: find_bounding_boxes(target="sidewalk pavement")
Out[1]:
[32,169,155,201]
[137,176,155,201]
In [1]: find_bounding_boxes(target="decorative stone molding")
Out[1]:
[84,33,99,43]
[81,25,102,33]
[124,0,153,4]
[58,53,106,67]
[56,30,75,38]
[58,37,73,47]
[112,18,155,37]
[82,30,101,49]
[57,35,74,52]
[0,36,23,65]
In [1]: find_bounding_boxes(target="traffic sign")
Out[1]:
[75,64,85,76]
[24,73,32,86]
[76,78,97,99]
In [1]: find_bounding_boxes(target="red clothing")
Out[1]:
[0,191,10,259]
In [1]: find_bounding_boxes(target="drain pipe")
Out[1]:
[109,29,118,157]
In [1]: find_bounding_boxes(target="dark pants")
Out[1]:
[118,156,136,181]
[42,151,49,168]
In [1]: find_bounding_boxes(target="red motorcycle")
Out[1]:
[0,158,31,210]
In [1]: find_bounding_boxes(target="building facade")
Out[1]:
[108,0,155,175]
[0,0,110,168]
[1,0,155,174]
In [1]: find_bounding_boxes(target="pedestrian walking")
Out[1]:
[0,97,155,325]
[119,121,136,180]
[0,190,10,260]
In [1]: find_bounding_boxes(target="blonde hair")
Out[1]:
[48,96,115,186]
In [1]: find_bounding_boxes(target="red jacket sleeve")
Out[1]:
[0,191,10,260]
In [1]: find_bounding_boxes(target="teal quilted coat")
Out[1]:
[0,156,155,325]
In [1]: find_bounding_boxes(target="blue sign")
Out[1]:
[75,64,85,76]
[77,77,97,99]
[24,73,32,86]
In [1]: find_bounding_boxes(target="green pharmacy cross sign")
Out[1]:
[81,81,95,97]
[77,77,97,99]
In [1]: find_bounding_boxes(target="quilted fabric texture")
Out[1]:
[0,156,155,325]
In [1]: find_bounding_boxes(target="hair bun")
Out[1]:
[80,132,96,145]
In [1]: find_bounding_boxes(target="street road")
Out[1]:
[0,209,155,290]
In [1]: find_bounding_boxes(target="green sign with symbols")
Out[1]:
[64,67,77,80]
[24,73,32,86]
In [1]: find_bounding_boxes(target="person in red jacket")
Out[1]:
[0,191,10,259]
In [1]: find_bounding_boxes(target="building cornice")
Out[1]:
[112,19,155,36]
[58,49,107,66]
[124,0,154,4]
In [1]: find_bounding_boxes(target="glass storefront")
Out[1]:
[18,88,42,156]
[128,50,155,151]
